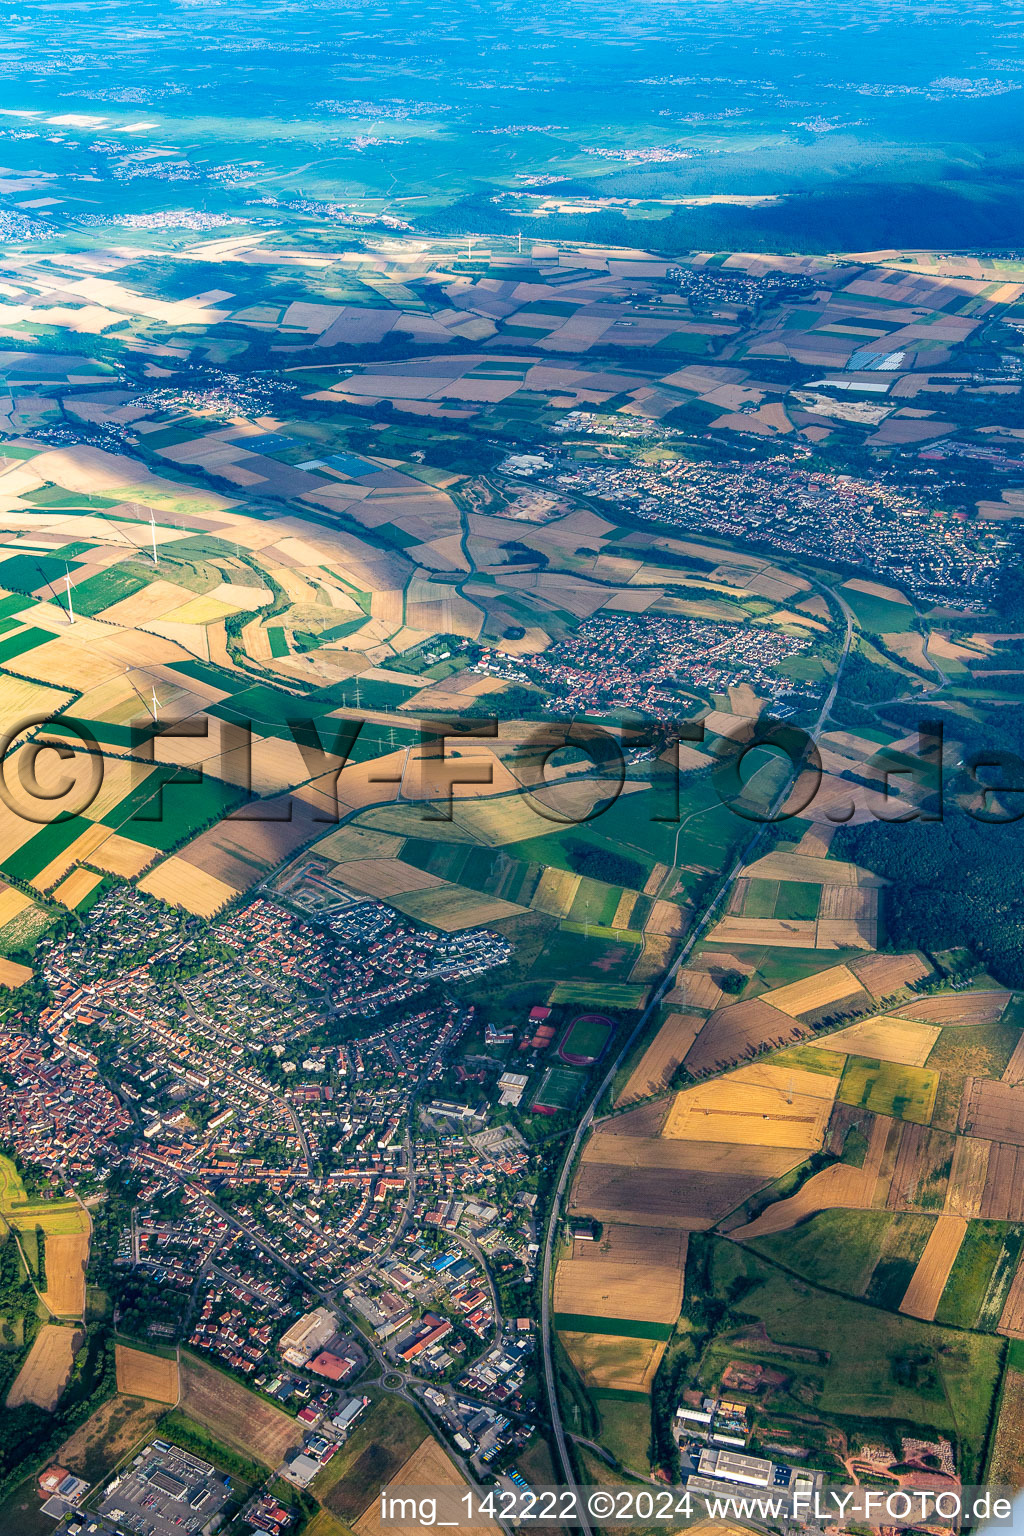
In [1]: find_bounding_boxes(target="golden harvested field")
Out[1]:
[30,823,111,891]
[88,833,157,878]
[943,1137,991,1217]
[51,868,103,910]
[554,1247,685,1325]
[738,851,882,886]
[139,856,237,915]
[958,1079,1024,1144]
[330,857,439,898]
[898,1215,967,1320]
[664,1063,837,1150]
[315,825,401,862]
[559,1330,666,1393]
[824,1017,940,1066]
[0,956,33,987]
[710,917,817,947]
[0,886,31,927]
[531,865,582,917]
[6,1325,82,1409]
[619,1011,704,1103]
[849,950,932,999]
[390,883,526,931]
[179,1350,297,1465]
[732,1114,894,1238]
[353,1436,499,1536]
[43,1232,89,1316]
[988,1367,1024,1483]
[115,1343,179,1404]
[684,995,803,1074]
[997,1256,1024,1337]
[902,991,1011,1025]
[763,963,864,1018]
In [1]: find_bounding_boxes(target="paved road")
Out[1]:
[539,577,856,1529]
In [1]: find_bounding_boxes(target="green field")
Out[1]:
[560,1014,613,1063]
[314,1391,428,1521]
[58,567,152,617]
[596,1397,653,1472]
[751,1209,895,1297]
[935,1223,1024,1330]
[532,1066,586,1112]
[838,583,917,634]
[837,1056,938,1124]
[0,1153,27,1208]
[1,815,91,883]
[553,1313,672,1340]
[704,1240,1001,1478]
[0,625,54,663]
[550,980,648,1008]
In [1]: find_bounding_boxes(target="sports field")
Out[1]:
[532,1066,586,1114]
[559,1014,612,1065]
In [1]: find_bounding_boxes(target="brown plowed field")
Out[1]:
[619,1011,704,1103]
[980,1141,1024,1221]
[849,951,932,999]
[684,996,804,1074]
[570,1162,776,1230]
[958,1079,1024,1143]
[178,1350,298,1465]
[901,991,1011,1025]
[997,1254,1024,1338]
[886,1123,955,1211]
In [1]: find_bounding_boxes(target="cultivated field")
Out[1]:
[898,1215,967,1320]
[115,1342,179,1404]
[354,1436,500,1536]
[663,1063,838,1149]
[887,1123,955,1209]
[824,1016,940,1066]
[6,1325,82,1409]
[139,856,238,915]
[684,995,804,1074]
[619,1011,704,1102]
[732,1115,895,1238]
[43,1232,89,1316]
[559,1330,666,1394]
[178,1350,297,1465]
[902,991,1011,1025]
[764,963,865,1018]
[944,1138,991,1217]
[997,1258,1024,1337]
[849,950,932,999]
[958,1079,1024,1143]
[554,1225,687,1325]
[988,1362,1024,1484]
